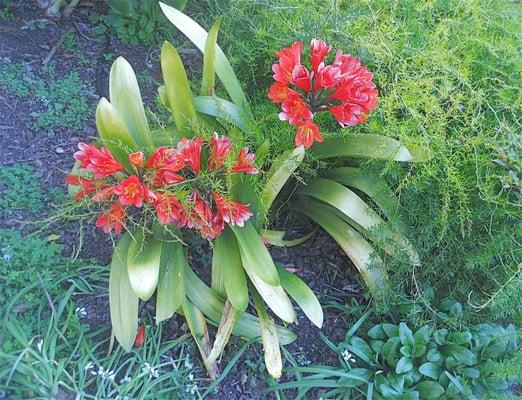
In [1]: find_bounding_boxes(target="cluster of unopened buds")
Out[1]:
[66,133,257,240]
[269,39,379,148]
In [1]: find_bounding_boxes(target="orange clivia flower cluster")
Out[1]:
[67,133,257,239]
[269,39,379,148]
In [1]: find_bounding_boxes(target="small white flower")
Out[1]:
[120,375,132,384]
[184,357,194,369]
[188,373,194,381]
[142,363,159,378]
[75,307,87,317]
[84,361,94,371]
[36,339,43,352]
[341,349,356,363]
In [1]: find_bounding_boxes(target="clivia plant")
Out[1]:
[66,2,427,379]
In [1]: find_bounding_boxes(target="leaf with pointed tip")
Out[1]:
[109,233,139,352]
[109,57,153,149]
[127,230,162,301]
[311,135,430,162]
[277,265,323,328]
[156,242,185,323]
[160,41,197,132]
[159,2,252,117]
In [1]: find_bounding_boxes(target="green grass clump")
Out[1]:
[188,0,522,319]
[0,164,44,216]
[0,229,203,398]
[0,61,92,132]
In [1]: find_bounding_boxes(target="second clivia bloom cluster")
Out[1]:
[67,133,257,240]
[269,39,379,148]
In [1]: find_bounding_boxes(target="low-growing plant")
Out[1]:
[272,305,519,399]
[104,0,187,45]
[0,164,44,217]
[0,61,92,132]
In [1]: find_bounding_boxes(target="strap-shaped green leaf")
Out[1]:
[201,20,220,96]
[182,298,218,379]
[251,286,282,379]
[293,202,390,300]
[156,241,186,323]
[261,229,316,247]
[214,227,248,312]
[109,233,139,352]
[261,146,305,216]
[96,97,137,170]
[159,2,252,118]
[127,230,163,301]
[239,245,296,324]
[109,57,153,149]
[299,178,420,266]
[277,265,323,328]
[161,41,197,132]
[193,96,246,130]
[324,167,408,235]
[230,222,280,286]
[310,135,430,162]
[184,264,296,344]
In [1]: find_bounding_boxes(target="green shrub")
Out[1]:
[189,0,522,319]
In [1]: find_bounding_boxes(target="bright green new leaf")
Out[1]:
[127,230,163,301]
[214,227,248,312]
[251,286,282,379]
[201,20,220,96]
[293,202,390,300]
[311,135,430,162]
[161,41,197,132]
[109,57,153,149]
[109,233,139,352]
[95,97,137,169]
[193,96,246,130]
[159,2,252,117]
[277,265,323,328]
[231,222,280,286]
[156,242,186,323]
